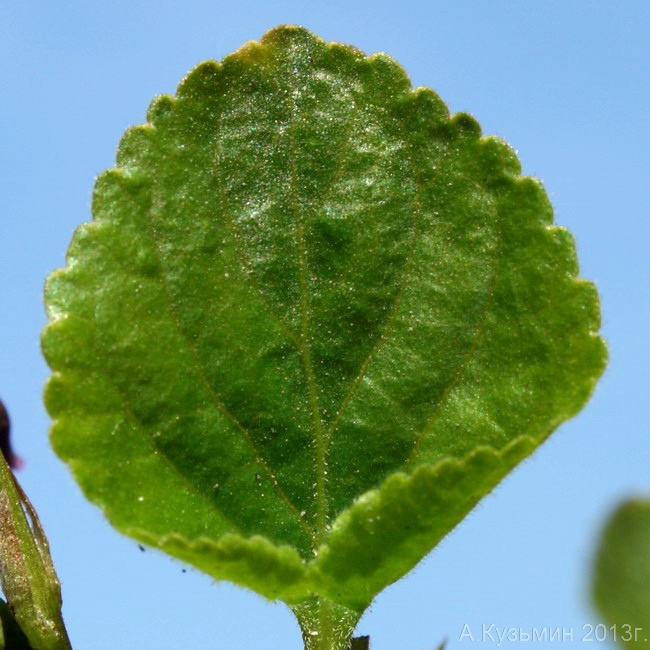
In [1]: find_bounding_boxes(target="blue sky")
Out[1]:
[1,2,648,649]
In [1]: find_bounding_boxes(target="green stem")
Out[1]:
[291,596,362,650]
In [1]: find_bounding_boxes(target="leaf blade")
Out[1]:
[43,25,606,615]
[310,438,535,611]
[593,500,650,649]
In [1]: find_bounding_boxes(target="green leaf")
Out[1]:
[42,25,606,645]
[309,437,535,611]
[593,499,650,648]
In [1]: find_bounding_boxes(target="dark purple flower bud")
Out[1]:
[0,399,23,470]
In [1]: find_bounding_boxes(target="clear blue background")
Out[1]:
[1,2,648,648]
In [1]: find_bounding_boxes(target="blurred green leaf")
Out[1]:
[594,499,650,648]
[42,25,606,647]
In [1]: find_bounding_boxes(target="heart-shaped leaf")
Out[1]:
[42,25,606,648]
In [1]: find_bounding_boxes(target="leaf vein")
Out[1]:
[117,170,311,538]
[97,364,245,535]
[405,194,502,467]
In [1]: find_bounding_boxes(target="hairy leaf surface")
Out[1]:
[42,25,606,621]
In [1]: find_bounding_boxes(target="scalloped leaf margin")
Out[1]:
[42,25,607,621]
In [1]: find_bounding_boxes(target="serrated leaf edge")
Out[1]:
[124,437,535,611]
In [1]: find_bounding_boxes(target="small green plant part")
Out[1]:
[41,26,606,649]
[0,451,70,650]
[593,499,650,649]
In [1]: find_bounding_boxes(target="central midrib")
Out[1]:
[285,81,330,551]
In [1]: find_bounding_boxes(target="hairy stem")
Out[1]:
[291,597,362,650]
